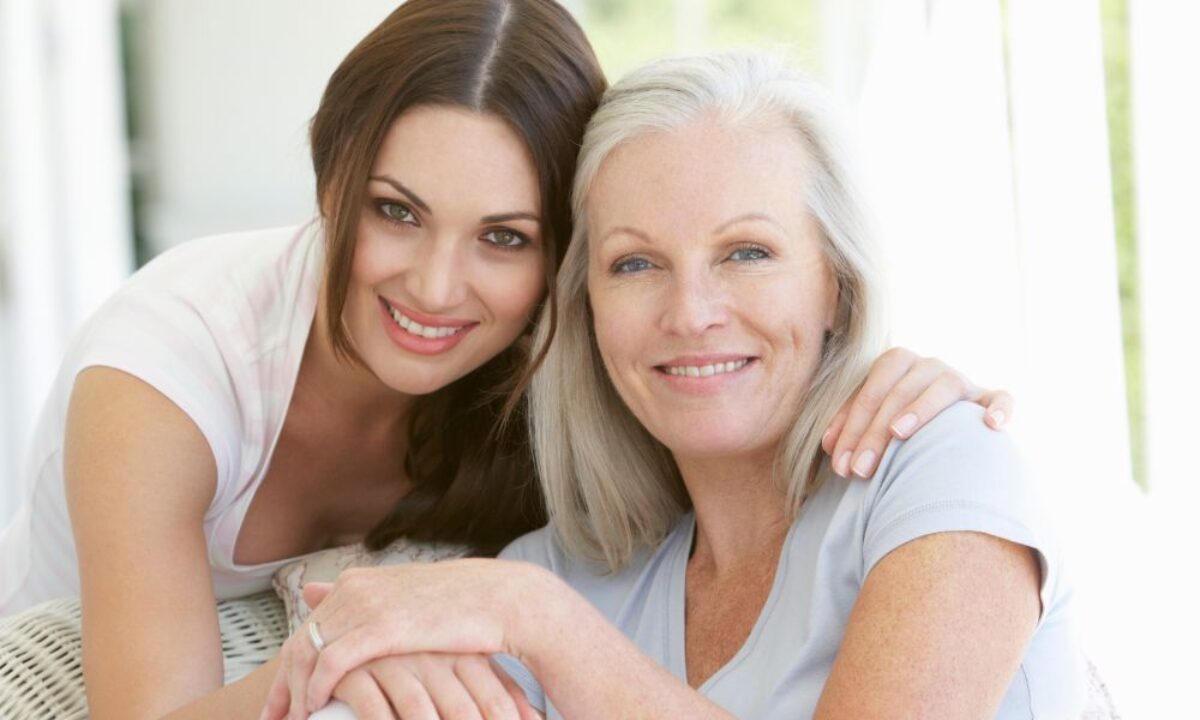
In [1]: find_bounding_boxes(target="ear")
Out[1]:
[302,581,334,610]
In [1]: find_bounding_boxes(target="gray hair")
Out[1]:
[530,50,888,570]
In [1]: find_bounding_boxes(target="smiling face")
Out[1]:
[587,116,837,466]
[341,105,546,395]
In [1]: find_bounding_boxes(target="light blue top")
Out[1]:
[497,403,1085,718]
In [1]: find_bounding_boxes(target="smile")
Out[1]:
[384,301,471,339]
[659,358,752,377]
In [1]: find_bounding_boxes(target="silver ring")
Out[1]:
[307,620,326,653]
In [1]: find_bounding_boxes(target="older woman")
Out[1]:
[265,51,1081,720]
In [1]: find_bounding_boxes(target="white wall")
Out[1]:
[129,0,410,254]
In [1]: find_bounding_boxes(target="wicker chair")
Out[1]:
[0,592,287,719]
[0,592,1120,719]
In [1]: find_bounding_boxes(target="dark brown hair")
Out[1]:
[309,0,606,555]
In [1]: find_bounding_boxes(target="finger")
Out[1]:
[309,623,400,713]
[846,360,951,477]
[888,369,981,445]
[260,649,294,720]
[830,348,918,476]
[289,624,324,720]
[492,661,540,720]
[821,406,849,455]
[333,669,397,720]
[455,655,521,720]
[368,659,438,720]
[977,389,1014,428]
[417,655,484,720]
[303,582,335,610]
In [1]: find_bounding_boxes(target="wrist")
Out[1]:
[498,561,576,668]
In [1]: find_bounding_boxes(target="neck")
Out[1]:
[676,451,790,574]
[301,280,416,429]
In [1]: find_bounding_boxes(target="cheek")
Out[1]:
[480,259,546,328]
[590,289,651,398]
[348,231,390,289]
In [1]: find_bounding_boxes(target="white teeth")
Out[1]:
[664,359,749,377]
[388,304,463,339]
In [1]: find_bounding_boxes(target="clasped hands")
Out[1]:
[261,560,550,720]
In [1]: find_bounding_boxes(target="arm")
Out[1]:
[814,532,1041,718]
[65,367,257,719]
[509,567,732,720]
[261,562,732,720]
[822,347,1014,478]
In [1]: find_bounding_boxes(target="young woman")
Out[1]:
[264,51,1079,720]
[0,2,1010,718]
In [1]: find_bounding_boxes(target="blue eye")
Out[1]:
[482,229,529,249]
[377,201,417,225]
[612,256,653,275]
[728,245,771,262]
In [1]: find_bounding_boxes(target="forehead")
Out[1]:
[587,116,810,229]
[373,104,541,211]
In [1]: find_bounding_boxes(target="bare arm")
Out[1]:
[814,531,1041,718]
[261,562,732,720]
[163,659,280,720]
[513,568,733,720]
[65,367,262,719]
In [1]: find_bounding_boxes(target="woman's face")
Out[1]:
[587,117,837,466]
[343,105,546,395]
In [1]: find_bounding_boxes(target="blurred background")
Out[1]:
[0,0,1195,714]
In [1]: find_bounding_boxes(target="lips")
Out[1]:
[656,354,756,376]
[377,297,476,355]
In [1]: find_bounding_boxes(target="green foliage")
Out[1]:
[580,0,818,81]
[1100,0,1146,488]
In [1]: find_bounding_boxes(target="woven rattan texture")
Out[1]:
[0,591,287,719]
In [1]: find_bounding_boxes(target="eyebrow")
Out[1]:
[597,213,785,245]
[369,175,430,214]
[713,212,786,235]
[597,225,654,245]
[368,174,541,226]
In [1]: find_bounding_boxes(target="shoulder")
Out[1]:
[872,401,1027,505]
[862,401,1047,575]
[498,524,562,570]
[127,223,313,292]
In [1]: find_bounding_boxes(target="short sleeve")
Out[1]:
[861,402,1059,619]
[69,289,244,508]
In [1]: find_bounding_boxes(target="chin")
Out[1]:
[657,428,768,463]
[367,358,460,397]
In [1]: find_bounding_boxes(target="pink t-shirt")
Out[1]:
[0,222,323,614]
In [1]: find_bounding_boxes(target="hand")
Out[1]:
[822,347,1013,478]
[325,653,539,720]
[260,559,547,720]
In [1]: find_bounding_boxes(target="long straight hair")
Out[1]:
[309,0,606,554]
[531,51,888,570]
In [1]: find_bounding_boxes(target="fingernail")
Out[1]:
[988,409,1005,427]
[822,427,834,446]
[852,450,877,478]
[835,451,852,476]
[891,413,918,438]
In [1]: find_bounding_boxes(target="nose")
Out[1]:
[404,235,468,311]
[658,267,728,336]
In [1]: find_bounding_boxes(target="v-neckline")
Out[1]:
[668,513,796,692]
